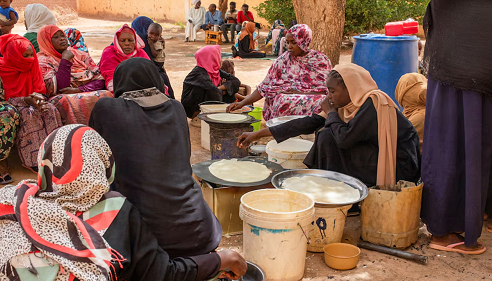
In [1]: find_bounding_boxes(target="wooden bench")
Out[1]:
[205,30,223,45]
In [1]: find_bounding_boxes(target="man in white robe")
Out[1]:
[185,0,206,42]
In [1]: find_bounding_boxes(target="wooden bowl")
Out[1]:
[323,243,361,270]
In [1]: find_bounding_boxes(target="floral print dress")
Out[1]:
[0,78,20,162]
[257,24,332,121]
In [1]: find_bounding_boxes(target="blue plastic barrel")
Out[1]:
[352,34,419,105]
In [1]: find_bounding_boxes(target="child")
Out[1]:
[147,22,166,72]
[221,59,251,101]
[0,0,18,35]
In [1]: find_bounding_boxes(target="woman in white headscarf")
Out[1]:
[185,0,206,42]
[23,3,56,52]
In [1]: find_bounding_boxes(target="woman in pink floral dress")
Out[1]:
[228,24,332,121]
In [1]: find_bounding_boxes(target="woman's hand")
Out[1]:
[217,250,247,280]
[237,132,259,148]
[59,87,82,94]
[321,95,337,114]
[24,93,49,112]
[227,101,244,112]
[61,49,74,61]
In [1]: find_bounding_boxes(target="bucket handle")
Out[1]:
[298,223,311,244]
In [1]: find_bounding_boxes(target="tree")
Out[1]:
[255,0,297,28]
[292,0,346,65]
[219,0,228,19]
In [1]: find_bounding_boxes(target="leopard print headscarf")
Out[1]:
[0,125,117,281]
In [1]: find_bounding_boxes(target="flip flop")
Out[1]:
[429,242,486,255]
[0,173,13,185]
[487,227,492,233]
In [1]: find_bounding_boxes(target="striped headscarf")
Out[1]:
[0,125,122,281]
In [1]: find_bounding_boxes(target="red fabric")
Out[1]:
[0,204,14,216]
[195,45,221,86]
[0,34,46,99]
[237,11,254,24]
[37,25,91,74]
[99,24,149,89]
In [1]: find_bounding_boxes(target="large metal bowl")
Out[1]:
[214,261,266,281]
[271,169,369,207]
[265,115,307,127]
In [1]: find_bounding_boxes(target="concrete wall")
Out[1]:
[77,0,269,26]
[12,0,77,11]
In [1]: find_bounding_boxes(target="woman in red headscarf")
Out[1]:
[99,24,149,92]
[181,45,240,124]
[36,25,112,125]
[0,34,62,171]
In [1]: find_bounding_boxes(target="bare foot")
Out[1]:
[0,160,9,175]
[431,233,484,252]
[486,220,492,231]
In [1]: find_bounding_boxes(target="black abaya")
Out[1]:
[270,99,421,187]
[90,58,222,258]
[181,66,240,118]
[238,35,266,58]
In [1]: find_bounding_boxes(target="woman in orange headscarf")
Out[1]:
[236,21,265,58]
[36,25,112,125]
[237,63,421,188]
[395,73,426,153]
[0,34,62,171]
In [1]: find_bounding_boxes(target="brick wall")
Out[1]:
[11,0,77,11]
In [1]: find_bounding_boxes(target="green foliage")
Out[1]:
[344,0,430,35]
[254,0,296,28]
[253,0,429,35]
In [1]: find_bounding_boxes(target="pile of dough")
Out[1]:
[209,159,272,183]
[281,176,360,204]
[208,113,247,122]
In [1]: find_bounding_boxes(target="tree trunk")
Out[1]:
[218,0,228,19]
[292,0,346,65]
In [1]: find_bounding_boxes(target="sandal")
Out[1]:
[429,241,486,255]
[22,164,38,174]
[0,173,13,185]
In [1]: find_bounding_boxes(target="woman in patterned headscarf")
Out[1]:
[0,124,247,281]
[37,25,112,125]
[228,24,332,121]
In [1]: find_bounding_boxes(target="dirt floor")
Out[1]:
[8,18,492,281]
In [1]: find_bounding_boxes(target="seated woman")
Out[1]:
[99,24,148,93]
[0,78,20,184]
[89,58,224,259]
[395,73,426,153]
[228,24,332,121]
[238,64,421,188]
[0,124,247,281]
[235,22,265,58]
[37,25,112,125]
[181,45,240,120]
[265,20,287,56]
[131,16,175,98]
[23,3,56,52]
[0,34,62,171]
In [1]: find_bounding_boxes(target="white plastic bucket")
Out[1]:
[266,139,314,169]
[200,104,228,150]
[240,189,315,281]
[308,204,352,252]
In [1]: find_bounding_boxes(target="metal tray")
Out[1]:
[198,112,259,125]
[266,115,308,127]
[192,156,284,187]
[271,169,369,207]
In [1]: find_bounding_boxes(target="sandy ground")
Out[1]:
[8,18,492,280]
